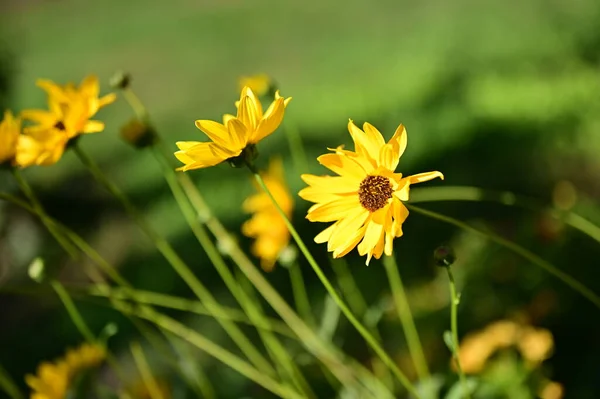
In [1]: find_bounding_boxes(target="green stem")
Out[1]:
[446,267,469,399]
[130,341,165,399]
[0,363,24,399]
[284,121,309,175]
[173,176,388,397]
[382,255,430,380]
[405,204,600,310]
[50,279,96,342]
[152,145,313,397]
[252,170,420,398]
[116,303,303,399]
[11,169,78,257]
[72,144,274,376]
[288,261,316,326]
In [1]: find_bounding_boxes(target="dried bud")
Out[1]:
[434,245,456,267]
[120,119,157,149]
[110,71,131,90]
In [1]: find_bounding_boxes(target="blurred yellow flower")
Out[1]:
[0,110,20,165]
[125,378,171,399]
[242,158,293,271]
[22,75,116,139]
[299,120,443,265]
[239,74,273,97]
[458,320,554,374]
[25,343,106,399]
[16,75,116,168]
[175,86,291,171]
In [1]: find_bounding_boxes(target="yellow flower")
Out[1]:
[0,110,20,165]
[299,120,443,265]
[22,75,116,139]
[457,320,554,374]
[239,74,273,97]
[25,343,106,399]
[16,75,115,168]
[242,158,293,271]
[174,86,291,171]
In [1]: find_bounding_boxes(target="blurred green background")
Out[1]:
[1,0,600,397]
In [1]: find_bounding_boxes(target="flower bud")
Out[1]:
[120,119,156,149]
[109,71,131,90]
[433,245,456,267]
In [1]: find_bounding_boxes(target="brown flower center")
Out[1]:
[358,175,393,212]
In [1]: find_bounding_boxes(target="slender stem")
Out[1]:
[151,145,313,396]
[446,267,469,399]
[173,175,388,397]
[130,341,165,399]
[11,169,79,257]
[252,171,420,398]
[50,279,96,342]
[406,204,600,310]
[122,88,148,119]
[116,303,303,399]
[284,122,309,175]
[288,261,316,326]
[382,255,430,380]
[73,144,274,375]
[0,363,24,399]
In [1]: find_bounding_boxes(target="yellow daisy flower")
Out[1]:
[242,158,293,271]
[25,343,106,399]
[0,110,20,165]
[239,74,273,97]
[299,120,444,265]
[174,86,291,171]
[21,75,116,139]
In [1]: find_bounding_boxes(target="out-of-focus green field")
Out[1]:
[1,0,600,397]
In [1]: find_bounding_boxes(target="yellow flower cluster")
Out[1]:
[0,75,115,168]
[174,76,444,265]
[25,343,106,399]
[458,319,554,374]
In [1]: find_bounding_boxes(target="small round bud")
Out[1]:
[109,71,131,89]
[120,119,157,149]
[433,245,456,267]
[28,257,45,283]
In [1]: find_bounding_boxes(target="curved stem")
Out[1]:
[0,363,24,399]
[382,255,429,380]
[406,204,600,310]
[445,268,469,399]
[51,280,96,342]
[72,144,275,376]
[252,171,420,398]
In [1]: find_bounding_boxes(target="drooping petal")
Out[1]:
[174,142,234,170]
[327,208,369,252]
[391,198,409,237]
[97,93,117,109]
[82,120,105,134]
[315,223,337,244]
[358,215,385,265]
[333,224,368,258]
[387,123,408,169]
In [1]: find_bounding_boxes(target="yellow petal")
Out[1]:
[237,95,259,132]
[79,74,100,98]
[174,142,232,170]
[358,215,385,265]
[82,120,105,134]
[253,97,285,143]
[36,79,70,103]
[195,120,231,147]
[98,93,117,108]
[391,199,409,237]
[387,123,407,169]
[300,174,360,192]
[317,153,367,180]
[408,171,444,184]
[327,208,369,252]
[226,118,250,150]
[333,224,368,258]
[306,196,360,222]
[314,223,337,243]
[20,109,57,126]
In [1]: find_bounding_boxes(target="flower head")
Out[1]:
[175,86,291,171]
[26,343,106,399]
[239,74,273,97]
[0,110,20,165]
[16,75,116,168]
[242,158,293,271]
[299,120,443,265]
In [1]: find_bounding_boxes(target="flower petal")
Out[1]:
[327,208,369,252]
[82,120,105,134]
[314,223,337,244]
[317,153,367,180]
[253,97,285,143]
[408,171,444,184]
[306,196,361,222]
[195,120,230,147]
[174,142,233,170]
[387,124,407,169]
[226,118,250,150]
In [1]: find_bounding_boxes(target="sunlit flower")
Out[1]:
[458,320,554,374]
[299,120,443,265]
[239,74,273,97]
[25,343,106,399]
[242,158,293,271]
[22,75,116,139]
[0,110,20,165]
[175,86,291,171]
